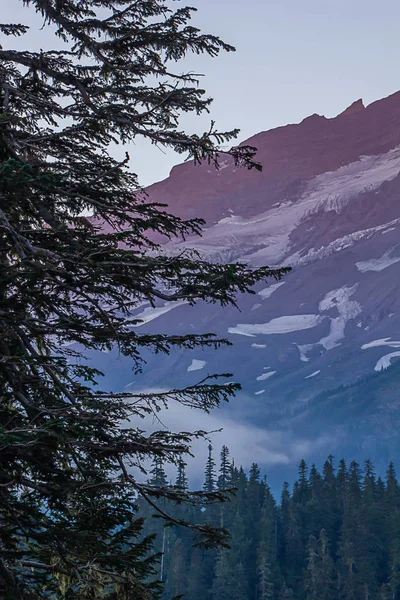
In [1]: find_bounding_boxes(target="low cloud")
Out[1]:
[128,389,334,487]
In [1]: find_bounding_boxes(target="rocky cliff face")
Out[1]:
[96,91,400,480]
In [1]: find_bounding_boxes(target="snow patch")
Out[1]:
[305,370,321,379]
[318,285,361,350]
[356,249,400,272]
[296,344,314,362]
[133,301,187,326]
[362,338,400,350]
[255,389,265,396]
[229,315,323,337]
[256,371,277,381]
[375,352,400,371]
[188,359,207,372]
[251,343,267,349]
[258,281,285,300]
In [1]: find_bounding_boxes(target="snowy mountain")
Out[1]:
[96,91,400,482]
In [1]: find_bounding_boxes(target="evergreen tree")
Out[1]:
[246,462,264,596]
[257,486,281,600]
[306,530,336,600]
[212,514,248,600]
[0,0,290,596]
[211,551,235,600]
[217,445,232,529]
[338,461,364,600]
[218,446,232,491]
[278,481,291,575]
[152,456,400,600]
[294,459,310,505]
[162,537,188,600]
[149,456,168,487]
[175,459,189,491]
[320,456,340,557]
[279,582,295,599]
[385,463,400,599]
[186,549,212,600]
[204,444,217,493]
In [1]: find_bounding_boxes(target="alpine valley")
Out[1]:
[95,91,400,486]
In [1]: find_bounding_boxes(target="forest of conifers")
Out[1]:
[141,448,400,600]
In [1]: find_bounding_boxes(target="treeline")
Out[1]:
[141,447,400,600]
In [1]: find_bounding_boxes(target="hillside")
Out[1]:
[95,91,400,479]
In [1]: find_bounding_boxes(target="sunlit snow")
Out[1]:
[255,390,265,395]
[251,343,267,349]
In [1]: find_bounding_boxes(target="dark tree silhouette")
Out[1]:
[0,1,289,597]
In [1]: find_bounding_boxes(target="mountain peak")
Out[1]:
[339,98,365,117]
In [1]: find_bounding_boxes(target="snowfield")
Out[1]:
[303,146,400,216]
[174,146,400,268]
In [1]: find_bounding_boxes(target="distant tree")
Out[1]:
[204,444,217,493]
[385,463,400,599]
[217,446,232,491]
[186,548,212,600]
[162,537,188,600]
[175,459,189,491]
[279,582,295,599]
[0,0,289,596]
[150,457,400,600]
[211,551,235,600]
[212,514,248,600]
[306,530,336,600]
[149,456,168,487]
[257,486,281,600]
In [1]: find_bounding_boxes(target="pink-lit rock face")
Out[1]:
[93,91,400,475]
[338,98,365,117]
[144,91,400,224]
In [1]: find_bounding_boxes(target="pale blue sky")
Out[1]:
[3,0,400,185]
